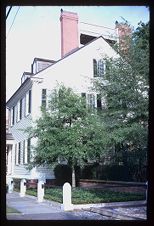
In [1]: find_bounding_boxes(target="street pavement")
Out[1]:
[6,192,147,220]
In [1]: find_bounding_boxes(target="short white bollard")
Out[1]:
[62,182,74,211]
[20,179,26,197]
[37,180,45,202]
[8,178,14,193]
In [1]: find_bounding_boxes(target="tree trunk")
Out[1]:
[72,166,76,188]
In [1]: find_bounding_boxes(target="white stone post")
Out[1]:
[8,178,14,193]
[37,180,45,202]
[62,182,74,211]
[20,179,26,197]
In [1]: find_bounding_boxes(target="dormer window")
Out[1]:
[32,58,55,74]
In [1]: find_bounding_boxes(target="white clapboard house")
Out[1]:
[6,9,130,186]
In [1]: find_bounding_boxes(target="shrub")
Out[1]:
[54,164,72,186]
[100,165,132,181]
[13,178,20,190]
[81,164,133,181]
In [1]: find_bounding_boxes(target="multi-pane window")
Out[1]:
[41,89,47,108]
[23,139,31,164]
[98,60,104,77]
[93,59,105,77]
[25,90,32,116]
[87,94,95,109]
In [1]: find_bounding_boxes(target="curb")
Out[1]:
[73,200,146,210]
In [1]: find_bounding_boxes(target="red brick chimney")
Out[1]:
[60,9,79,58]
[115,21,132,54]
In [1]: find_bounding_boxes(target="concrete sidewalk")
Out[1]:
[6,192,109,220]
[6,192,147,220]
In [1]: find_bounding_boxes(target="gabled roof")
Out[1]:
[6,35,117,106]
[32,57,56,64]
[6,78,32,107]
[32,35,117,76]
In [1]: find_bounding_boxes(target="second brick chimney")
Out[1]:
[115,21,132,54]
[60,9,79,58]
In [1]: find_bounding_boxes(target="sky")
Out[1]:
[6,6,149,102]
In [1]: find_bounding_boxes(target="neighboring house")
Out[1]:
[6,9,130,185]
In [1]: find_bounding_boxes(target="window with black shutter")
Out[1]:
[12,106,15,125]
[28,90,31,113]
[97,94,102,109]
[93,59,97,77]
[41,89,47,108]
[18,142,21,165]
[27,138,31,163]
[20,99,22,120]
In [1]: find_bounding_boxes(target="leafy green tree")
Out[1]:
[94,22,149,181]
[27,85,110,187]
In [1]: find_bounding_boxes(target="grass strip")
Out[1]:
[26,187,145,204]
[7,206,21,214]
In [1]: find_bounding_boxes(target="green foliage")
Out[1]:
[7,206,21,214]
[93,22,149,181]
[27,85,109,186]
[26,188,37,197]
[81,164,132,181]
[54,164,72,186]
[13,178,20,190]
[26,187,145,204]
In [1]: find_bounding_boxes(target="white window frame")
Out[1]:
[23,140,28,164]
[23,138,31,164]
[98,60,104,77]
[15,143,21,165]
[93,59,106,77]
